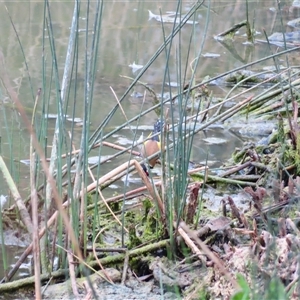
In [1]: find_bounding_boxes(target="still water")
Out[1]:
[0,0,299,279]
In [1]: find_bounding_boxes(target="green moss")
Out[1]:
[109,201,120,212]
[232,147,249,164]
[142,198,152,220]
[197,288,210,300]
[143,207,164,240]
[283,133,300,174]
[223,31,236,40]
[124,199,164,248]
[86,193,94,205]
[127,223,142,248]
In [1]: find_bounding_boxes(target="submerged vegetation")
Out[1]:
[2,0,300,299]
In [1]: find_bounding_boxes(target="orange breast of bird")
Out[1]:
[142,139,160,168]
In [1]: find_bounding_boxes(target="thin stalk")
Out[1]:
[73,0,103,257]
[89,1,204,146]
[92,47,300,148]
[30,89,42,298]
[0,201,7,281]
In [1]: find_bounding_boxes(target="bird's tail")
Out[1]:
[140,163,149,176]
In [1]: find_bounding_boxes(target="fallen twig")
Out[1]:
[217,20,248,38]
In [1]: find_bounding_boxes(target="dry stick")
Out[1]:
[217,20,248,37]
[84,159,164,217]
[136,162,164,216]
[41,276,53,296]
[45,143,96,161]
[0,239,169,293]
[194,171,257,186]
[176,226,206,264]
[48,127,148,192]
[85,49,300,179]
[224,68,291,104]
[89,88,142,232]
[179,222,238,289]
[50,216,59,272]
[103,85,145,164]
[109,85,133,128]
[120,75,158,103]
[219,161,251,178]
[82,283,93,300]
[87,86,144,177]
[0,156,34,234]
[69,141,96,300]
[184,283,205,300]
[4,153,138,284]
[137,95,255,173]
[56,244,113,285]
[96,185,158,205]
[87,167,128,233]
[67,251,79,299]
[101,141,140,157]
[98,130,164,167]
[121,251,129,285]
[92,228,114,284]
[123,161,164,216]
[2,209,59,282]
[4,161,100,283]
[87,167,207,209]
[218,95,254,123]
[30,88,41,300]
[251,162,271,172]
[249,77,300,112]
[229,175,261,182]
[93,137,160,183]
[45,141,141,162]
[44,138,144,194]
[3,146,199,282]
[0,54,84,277]
[252,99,284,116]
[65,82,254,199]
[120,95,251,196]
[86,165,135,195]
[90,247,127,253]
[50,140,140,188]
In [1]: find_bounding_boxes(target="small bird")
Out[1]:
[140,119,164,175]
